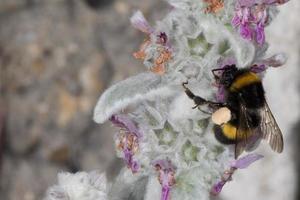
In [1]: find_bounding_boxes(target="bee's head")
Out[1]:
[212,65,238,88]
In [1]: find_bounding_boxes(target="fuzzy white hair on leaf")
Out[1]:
[108,168,149,200]
[144,176,161,200]
[44,171,108,200]
[217,23,255,68]
[93,73,178,124]
[265,53,288,67]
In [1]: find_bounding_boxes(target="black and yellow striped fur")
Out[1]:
[214,67,265,144]
[182,64,284,158]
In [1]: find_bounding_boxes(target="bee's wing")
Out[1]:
[235,131,247,159]
[235,102,262,159]
[235,103,253,159]
[260,101,284,153]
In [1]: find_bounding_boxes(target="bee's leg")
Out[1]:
[182,82,208,109]
[206,101,227,110]
[182,82,226,110]
[197,107,212,115]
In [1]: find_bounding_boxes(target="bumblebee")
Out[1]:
[183,64,284,158]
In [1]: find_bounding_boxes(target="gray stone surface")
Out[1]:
[0,0,166,199]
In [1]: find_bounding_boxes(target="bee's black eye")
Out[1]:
[221,69,236,87]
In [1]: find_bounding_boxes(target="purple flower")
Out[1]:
[130,11,155,34]
[231,15,241,27]
[211,153,263,196]
[161,186,171,200]
[110,114,142,173]
[251,53,287,73]
[110,114,142,138]
[232,7,251,27]
[232,0,289,45]
[255,22,265,45]
[231,7,254,41]
[259,53,287,68]
[152,159,176,200]
[238,0,256,7]
[240,23,253,40]
[123,148,140,173]
[252,5,268,44]
[230,153,264,169]
[131,12,172,74]
[130,11,171,49]
[238,0,289,6]
[250,64,267,73]
[211,181,226,195]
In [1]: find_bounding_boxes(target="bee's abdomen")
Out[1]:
[213,123,236,144]
[213,112,261,145]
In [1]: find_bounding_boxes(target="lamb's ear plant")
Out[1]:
[45,0,289,200]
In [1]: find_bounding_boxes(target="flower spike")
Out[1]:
[110,114,142,173]
[130,10,155,34]
[152,159,176,200]
[211,153,264,196]
[232,0,289,45]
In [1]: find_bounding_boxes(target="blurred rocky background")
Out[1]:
[0,0,299,200]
